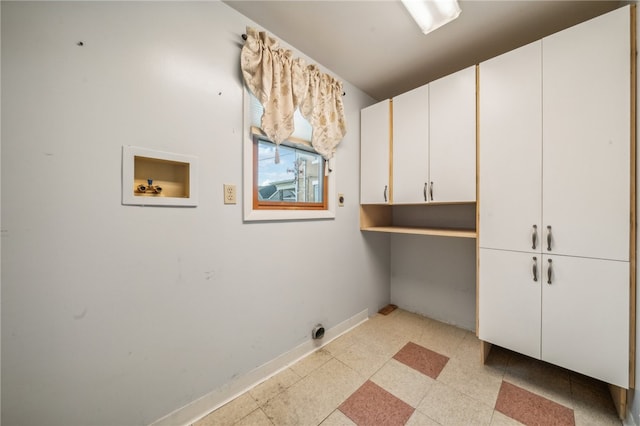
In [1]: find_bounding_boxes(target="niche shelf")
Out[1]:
[122,146,198,206]
[360,203,477,238]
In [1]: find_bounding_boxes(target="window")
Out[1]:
[243,91,336,221]
[254,138,327,210]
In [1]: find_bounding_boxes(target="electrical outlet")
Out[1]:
[338,193,345,207]
[223,184,236,204]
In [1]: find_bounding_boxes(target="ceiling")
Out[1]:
[224,0,629,101]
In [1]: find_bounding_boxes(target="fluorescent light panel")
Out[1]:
[401,0,461,35]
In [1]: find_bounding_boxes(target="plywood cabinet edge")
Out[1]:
[480,340,492,364]
[609,384,627,420]
[360,204,392,229]
[476,63,481,338]
[629,2,637,392]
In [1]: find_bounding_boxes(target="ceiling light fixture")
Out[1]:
[401,0,462,35]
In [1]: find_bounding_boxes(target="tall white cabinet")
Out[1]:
[478,6,632,390]
[542,8,630,261]
[476,41,542,253]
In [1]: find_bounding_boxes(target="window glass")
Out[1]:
[250,94,313,141]
[256,139,324,206]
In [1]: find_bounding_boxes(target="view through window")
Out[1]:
[255,139,325,208]
[250,93,327,210]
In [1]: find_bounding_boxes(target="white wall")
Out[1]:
[390,234,476,331]
[389,204,477,331]
[0,2,390,425]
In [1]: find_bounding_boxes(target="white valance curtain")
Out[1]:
[241,27,346,165]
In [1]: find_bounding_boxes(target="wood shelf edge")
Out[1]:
[361,226,477,238]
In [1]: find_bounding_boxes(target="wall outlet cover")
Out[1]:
[224,184,236,204]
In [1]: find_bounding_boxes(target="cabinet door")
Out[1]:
[541,255,629,387]
[392,85,429,204]
[429,66,476,203]
[361,99,391,204]
[542,6,630,261]
[478,248,541,360]
[478,41,542,253]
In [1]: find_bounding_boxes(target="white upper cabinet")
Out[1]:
[479,41,542,253]
[361,99,391,204]
[429,65,477,203]
[391,66,476,205]
[542,6,630,261]
[392,85,429,204]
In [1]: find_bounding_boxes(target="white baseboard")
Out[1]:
[624,408,638,426]
[150,309,369,426]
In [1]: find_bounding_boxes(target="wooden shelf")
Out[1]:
[361,225,476,238]
[360,203,477,238]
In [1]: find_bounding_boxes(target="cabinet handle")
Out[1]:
[532,256,538,282]
[532,225,538,250]
[384,185,388,203]
[423,182,427,202]
[429,181,434,201]
[547,258,553,285]
[547,226,552,251]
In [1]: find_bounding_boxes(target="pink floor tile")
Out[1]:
[495,381,575,426]
[393,342,449,379]
[339,380,414,426]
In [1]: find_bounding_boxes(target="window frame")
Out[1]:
[243,89,336,222]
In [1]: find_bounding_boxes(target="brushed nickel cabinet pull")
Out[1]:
[532,256,538,282]
[532,225,538,250]
[384,185,388,203]
[547,258,553,285]
[547,225,552,251]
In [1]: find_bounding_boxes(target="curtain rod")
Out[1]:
[241,33,346,96]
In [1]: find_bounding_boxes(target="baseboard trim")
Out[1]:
[150,308,369,426]
[624,407,637,426]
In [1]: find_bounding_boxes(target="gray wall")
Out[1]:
[0,2,390,425]
[389,204,477,331]
[390,234,476,331]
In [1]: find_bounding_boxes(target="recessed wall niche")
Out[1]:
[122,146,198,206]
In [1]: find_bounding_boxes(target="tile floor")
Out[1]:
[194,309,622,426]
